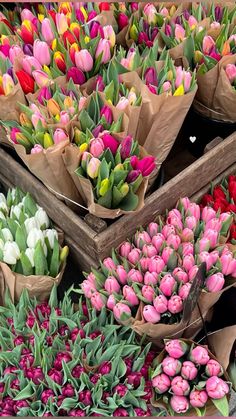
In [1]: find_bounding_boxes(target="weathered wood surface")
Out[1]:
[95,132,236,259]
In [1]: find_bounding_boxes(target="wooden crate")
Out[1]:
[0,132,235,271]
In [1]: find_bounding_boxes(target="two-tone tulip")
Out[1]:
[33,40,51,66]
[75,50,93,72]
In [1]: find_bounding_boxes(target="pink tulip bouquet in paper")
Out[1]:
[151,339,231,416]
[81,196,236,329]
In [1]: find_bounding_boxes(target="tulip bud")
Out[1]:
[101,133,119,154]
[162,356,182,377]
[91,292,107,311]
[100,105,113,125]
[75,49,94,72]
[148,256,165,273]
[47,98,60,116]
[181,361,198,380]
[178,283,191,300]
[165,339,189,359]
[119,241,132,258]
[116,265,127,284]
[171,376,190,396]
[168,295,183,314]
[95,39,111,64]
[128,248,141,265]
[144,271,158,286]
[153,294,168,314]
[143,305,160,323]
[33,39,51,66]
[53,129,68,145]
[190,390,208,408]
[206,273,225,292]
[170,395,189,414]
[190,346,210,365]
[159,274,176,297]
[152,374,171,394]
[103,25,116,48]
[142,285,155,302]
[54,51,66,73]
[128,268,143,283]
[206,376,229,399]
[32,70,50,88]
[90,138,104,158]
[123,285,139,306]
[113,302,131,321]
[55,12,68,35]
[107,294,116,310]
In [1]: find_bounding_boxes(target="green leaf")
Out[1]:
[130,174,143,194]
[20,252,33,276]
[184,35,195,68]
[14,383,35,400]
[79,109,95,132]
[49,239,60,278]
[211,396,229,417]
[97,189,112,209]
[34,241,48,276]
[15,226,27,252]
[23,193,38,217]
[104,81,115,103]
[119,189,139,211]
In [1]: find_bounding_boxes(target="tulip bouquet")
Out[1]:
[206,3,236,25]
[0,286,160,417]
[151,339,231,416]
[113,2,139,39]
[75,134,156,215]
[81,196,236,343]
[127,3,177,50]
[115,45,143,72]
[201,175,236,243]
[0,187,68,303]
[225,62,236,88]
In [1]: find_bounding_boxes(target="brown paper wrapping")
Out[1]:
[151,338,230,416]
[0,83,26,146]
[0,261,65,304]
[213,55,236,122]
[14,139,82,203]
[208,325,236,371]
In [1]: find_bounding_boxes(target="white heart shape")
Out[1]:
[189,136,196,143]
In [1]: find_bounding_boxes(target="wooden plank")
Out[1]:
[204,137,223,154]
[0,147,98,260]
[95,132,236,259]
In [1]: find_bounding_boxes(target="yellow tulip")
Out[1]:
[120,183,129,197]
[114,164,124,172]
[173,84,184,96]
[43,65,52,77]
[79,143,88,153]
[43,133,54,149]
[38,14,44,22]
[60,245,69,263]
[99,178,110,197]
[54,114,60,122]
[130,24,138,42]
[84,36,90,44]
[51,39,57,51]
[64,96,73,109]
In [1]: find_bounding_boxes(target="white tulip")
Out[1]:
[44,229,58,249]
[0,239,4,250]
[0,212,6,221]
[25,248,35,267]
[27,228,44,249]
[10,205,22,220]
[3,241,20,265]
[24,217,40,235]
[35,208,50,229]
[0,193,6,205]
[2,228,13,242]
[0,202,8,215]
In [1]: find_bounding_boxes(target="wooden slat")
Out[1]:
[95,132,236,259]
[0,148,98,260]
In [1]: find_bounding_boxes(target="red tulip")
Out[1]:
[16,70,34,94]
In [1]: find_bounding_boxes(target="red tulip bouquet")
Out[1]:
[0,285,159,417]
[73,134,156,217]
[151,339,231,416]
[184,24,236,119]
[81,196,236,344]
[201,175,236,244]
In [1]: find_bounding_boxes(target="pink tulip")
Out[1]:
[168,295,183,314]
[116,265,128,284]
[123,285,139,306]
[162,357,182,377]
[187,203,201,220]
[135,231,152,248]
[132,156,156,177]
[21,9,35,22]
[153,294,168,314]
[22,56,42,75]
[185,216,197,230]
[142,244,157,258]
[148,256,165,273]
[182,226,195,241]
[182,254,195,272]
[142,285,155,302]
[95,39,111,64]
[103,257,116,271]
[190,390,208,408]
[56,13,68,35]
[90,292,107,310]
[203,229,218,248]
[101,133,119,154]
[181,361,198,380]
[32,113,46,129]
[119,242,132,258]
[201,207,216,223]
[169,209,182,219]
[152,373,170,394]
[144,67,158,86]
[53,129,68,145]
[206,218,222,233]
[171,376,190,396]
[166,234,181,250]
[139,257,150,272]
[173,267,189,284]
[81,280,96,298]
[128,269,143,283]
[152,234,165,252]
[104,276,121,294]
[32,70,49,88]
[143,305,160,323]
[159,274,176,297]
[170,395,189,414]
[220,252,236,276]
[179,197,190,210]
[206,376,229,399]
[41,18,54,43]
[37,86,51,104]
[147,222,158,238]
[167,215,183,230]
[175,24,185,41]
[60,111,70,125]
[33,40,51,66]
[188,15,198,28]
[206,273,225,292]
[144,271,158,286]
[206,359,223,377]
[128,248,141,265]
[162,225,176,238]
[178,283,191,300]
[202,35,215,55]
[190,346,210,365]
[89,138,104,158]
[116,97,129,110]
[75,49,94,72]
[165,340,188,360]
[198,237,211,253]
[9,45,22,64]
[182,242,194,257]
[107,294,116,310]
[31,144,43,154]
[162,246,175,265]
[113,302,131,321]
[225,63,236,83]
[163,81,172,92]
